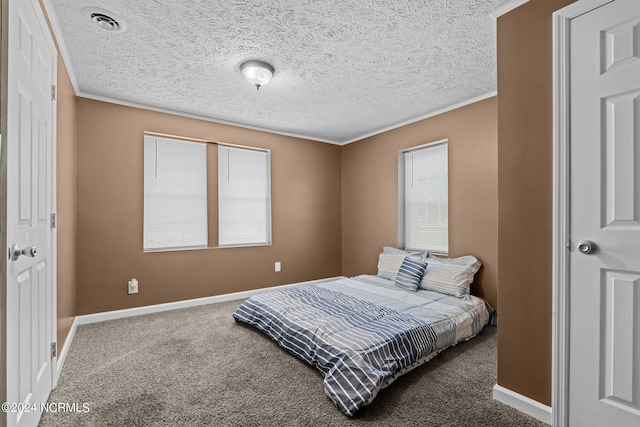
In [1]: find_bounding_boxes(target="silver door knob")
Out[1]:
[577,240,596,254]
[10,244,37,261]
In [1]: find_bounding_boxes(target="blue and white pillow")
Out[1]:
[394,257,428,292]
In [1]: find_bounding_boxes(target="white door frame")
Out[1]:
[1,0,59,422]
[45,0,59,386]
[552,1,614,426]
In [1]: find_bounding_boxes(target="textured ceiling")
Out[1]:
[47,0,513,144]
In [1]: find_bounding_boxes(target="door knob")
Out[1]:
[577,240,597,254]
[10,244,37,261]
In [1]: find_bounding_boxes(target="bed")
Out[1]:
[232,250,490,417]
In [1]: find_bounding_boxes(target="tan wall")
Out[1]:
[75,99,342,314]
[497,0,576,406]
[341,97,498,307]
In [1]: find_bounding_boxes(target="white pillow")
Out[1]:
[382,246,428,261]
[419,254,481,297]
[377,248,428,280]
[377,253,407,281]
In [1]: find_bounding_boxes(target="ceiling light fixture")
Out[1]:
[240,60,274,90]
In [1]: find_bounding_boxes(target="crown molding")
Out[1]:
[490,0,530,19]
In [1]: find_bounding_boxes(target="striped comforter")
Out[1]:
[232,275,489,416]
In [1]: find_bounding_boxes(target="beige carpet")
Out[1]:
[40,299,546,426]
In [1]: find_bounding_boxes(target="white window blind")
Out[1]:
[144,136,208,251]
[218,145,271,246]
[400,141,448,253]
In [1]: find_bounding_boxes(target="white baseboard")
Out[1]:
[55,278,342,384]
[493,384,552,425]
[49,276,343,383]
[56,316,78,381]
[76,276,345,326]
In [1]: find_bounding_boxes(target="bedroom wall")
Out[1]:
[75,98,342,314]
[341,97,498,308]
[496,0,576,406]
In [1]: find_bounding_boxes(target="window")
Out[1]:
[218,145,271,246]
[399,140,448,254]
[143,135,271,251]
[144,135,208,251]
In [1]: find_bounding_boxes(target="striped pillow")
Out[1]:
[394,257,428,292]
[419,254,481,297]
[377,248,429,281]
[377,253,407,280]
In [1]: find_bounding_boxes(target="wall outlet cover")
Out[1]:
[128,279,139,294]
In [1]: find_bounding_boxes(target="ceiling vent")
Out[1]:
[81,7,127,33]
[91,13,120,31]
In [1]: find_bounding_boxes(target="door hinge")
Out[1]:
[51,342,57,359]
[51,85,56,101]
[50,213,56,229]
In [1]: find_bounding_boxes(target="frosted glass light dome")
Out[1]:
[240,60,274,90]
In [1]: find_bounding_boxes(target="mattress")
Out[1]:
[232,274,489,416]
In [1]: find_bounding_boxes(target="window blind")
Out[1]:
[401,141,448,253]
[143,136,208,251]
[218,145,271,246]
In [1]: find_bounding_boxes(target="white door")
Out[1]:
[569,0,640,425]
[5,0,57,425]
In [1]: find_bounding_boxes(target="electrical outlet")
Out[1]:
[275,262,281,272]
[128,278,138,294]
